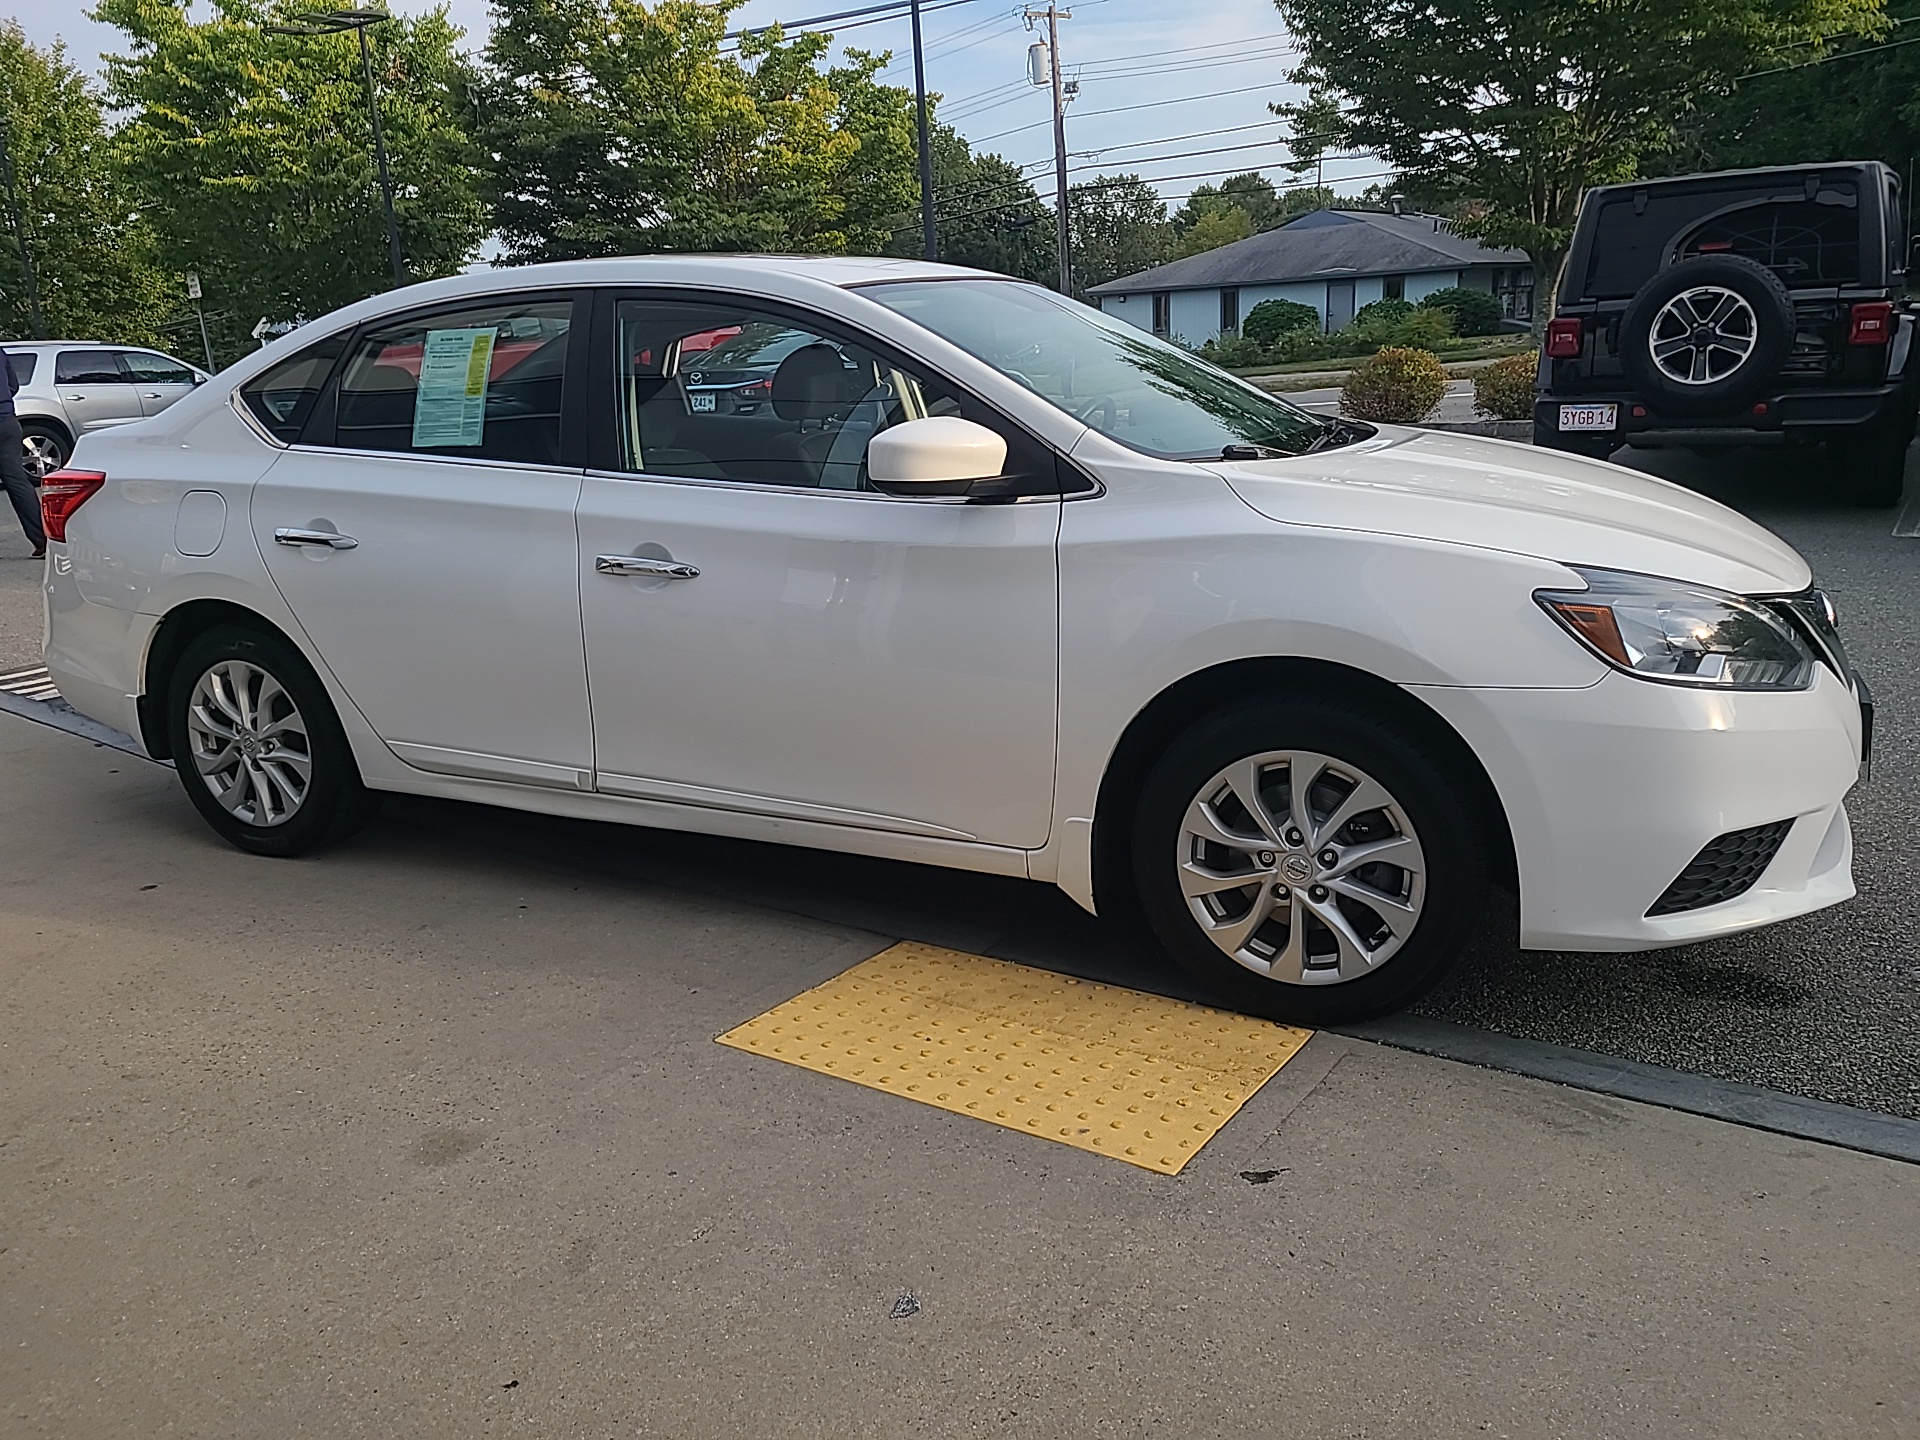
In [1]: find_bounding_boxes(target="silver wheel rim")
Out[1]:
[1649,286,1758,386]
[21,433,62,479]
[185,660,313,827]
[1177,750,1426,986]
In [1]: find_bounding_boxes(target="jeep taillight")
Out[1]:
[40,469,106,543]
[1849,301,1894,346]
[1545,317,1583,358]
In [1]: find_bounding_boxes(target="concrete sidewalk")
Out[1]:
[3,716,1916,1439]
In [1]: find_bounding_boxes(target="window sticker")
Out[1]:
[412,327,496,447]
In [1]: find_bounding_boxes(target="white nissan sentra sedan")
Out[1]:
[39,257,1869,1023]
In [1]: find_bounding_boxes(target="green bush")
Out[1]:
[1198,333,1270,368]
[1350,297,1415,337]
[1339,346,1449,424]
[1392,306,1455,349]
[1418,285,1506,337]
[1472,351,1540,419]
[1244,298,1323,345]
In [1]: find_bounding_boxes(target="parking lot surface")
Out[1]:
[4,713,1918,1438]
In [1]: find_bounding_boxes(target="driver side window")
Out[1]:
[611,298,963,490]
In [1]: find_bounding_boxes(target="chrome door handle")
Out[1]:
[596,554,700,579]
[141,391,163,399]
[274,527,359,550]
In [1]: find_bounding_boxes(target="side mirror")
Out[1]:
[867,416,1010,498]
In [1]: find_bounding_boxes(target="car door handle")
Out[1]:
[596,554,700,579]
[141,391,163,399]
[274,527,359,550]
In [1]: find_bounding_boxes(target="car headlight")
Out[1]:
[1536,567,1817,690]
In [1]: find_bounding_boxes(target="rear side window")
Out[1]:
[1581,179,1862,298]
[329,297,574,465]
[240,333,347,443]
[5,352,35,384]
[119,350,197,386]
[54,351,125,385]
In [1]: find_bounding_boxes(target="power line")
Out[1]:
[971,81,1289,144]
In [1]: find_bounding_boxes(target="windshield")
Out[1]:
[861,279,1326,459]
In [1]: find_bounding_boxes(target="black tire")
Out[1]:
[1619,254,1794,417]
[1832,418,1910,509]
[164,625,381,857]
[1131,696,1492,1026]
[1532,419,1616,460]
[19,421,69,480]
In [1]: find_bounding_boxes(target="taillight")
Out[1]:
[40,468,106,543]
[1848,301,1894,346]
[1545,316,1583,359]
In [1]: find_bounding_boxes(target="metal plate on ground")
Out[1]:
[0,666,149,756]
[717,941,1312,1174]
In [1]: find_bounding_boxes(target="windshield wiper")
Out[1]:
[1220,441,1295,461]
[1300,417,1348,454]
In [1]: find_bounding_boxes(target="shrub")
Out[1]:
[1339,346,1449,424]
[1472,351,1540,419]
[1392,306,1455,348]
[1418,285,1506,337]
[1244,298,1322,345]
[1351,297,1415,333]
[1198,333,1270,368]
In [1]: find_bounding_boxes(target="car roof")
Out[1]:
[1583,159,1892,202]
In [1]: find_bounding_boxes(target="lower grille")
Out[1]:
[1647,820,1794,917]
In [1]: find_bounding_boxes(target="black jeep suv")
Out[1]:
[1535,162,1917,506]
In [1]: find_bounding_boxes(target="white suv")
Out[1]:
[37,258,1870,1022]
[5,342,209,477]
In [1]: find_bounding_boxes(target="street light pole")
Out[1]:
[266,9,406,288]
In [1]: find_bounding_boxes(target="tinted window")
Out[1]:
[1582,179,1861,297]
[3,351,35,385]
[120,350,197,385]
[865,279,1327,460]
[330,298,573,465]
[240,333,347,443]
[612,297,979,490]
[54,351,126,385]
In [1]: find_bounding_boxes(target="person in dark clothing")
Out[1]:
[0,347,45,556]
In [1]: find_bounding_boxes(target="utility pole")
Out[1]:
[910,0,936,261]
[0,112,47,340]
[1025,6,1072,295]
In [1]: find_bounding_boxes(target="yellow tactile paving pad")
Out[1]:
[716,942,1312,1174]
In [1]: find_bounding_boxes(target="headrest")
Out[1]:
[771,343,864,423]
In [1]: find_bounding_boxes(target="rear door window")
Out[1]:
[6,352,36,384]
[240,333,347,443]
[119,350,198,386]
[329,297,575,466]
[1582,179,1861,297]
[54,351,128,385]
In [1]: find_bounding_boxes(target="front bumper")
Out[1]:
[1535,384,1909,444]
[1408,666,1863,951]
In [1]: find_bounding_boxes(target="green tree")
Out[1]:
[479,0,919,262]
[887,124,1053,282]
[1069,173,1173,294]
[1173,172,1335,237]
[1671,0,1920,176]
[0,22,173,344]
[1173,205,1253,258]
[98,0,487,355]
[1271,0,1885,318]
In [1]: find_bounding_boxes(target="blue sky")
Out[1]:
[14,0,1381,209]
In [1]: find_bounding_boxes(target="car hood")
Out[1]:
[1208,426,1812,595]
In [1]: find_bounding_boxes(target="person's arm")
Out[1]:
[2,352,16,400]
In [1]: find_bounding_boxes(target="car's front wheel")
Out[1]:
[1132,697,1491,1025]
[165,626,381,857]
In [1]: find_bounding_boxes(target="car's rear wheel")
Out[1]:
[20,422,68,479]
[164,626,381,857]
[1132,697,1490,1025]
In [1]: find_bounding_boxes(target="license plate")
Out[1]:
[689,392,717,413]
[1559,403,1617,432]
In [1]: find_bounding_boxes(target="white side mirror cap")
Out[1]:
[867,416,1009,497]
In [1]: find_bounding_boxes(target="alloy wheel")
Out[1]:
[1648,286,1759,386]
[21,433,64,479]
[1176,749,1426,985]
[184,659,313,827]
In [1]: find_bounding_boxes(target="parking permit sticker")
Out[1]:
[412,327,496,447]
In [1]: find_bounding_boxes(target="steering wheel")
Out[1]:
[1071,394,1119,429]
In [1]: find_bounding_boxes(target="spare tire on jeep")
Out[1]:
[1619,254,1795,417]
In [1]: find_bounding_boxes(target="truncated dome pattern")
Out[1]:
[716,942,1313,1174]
